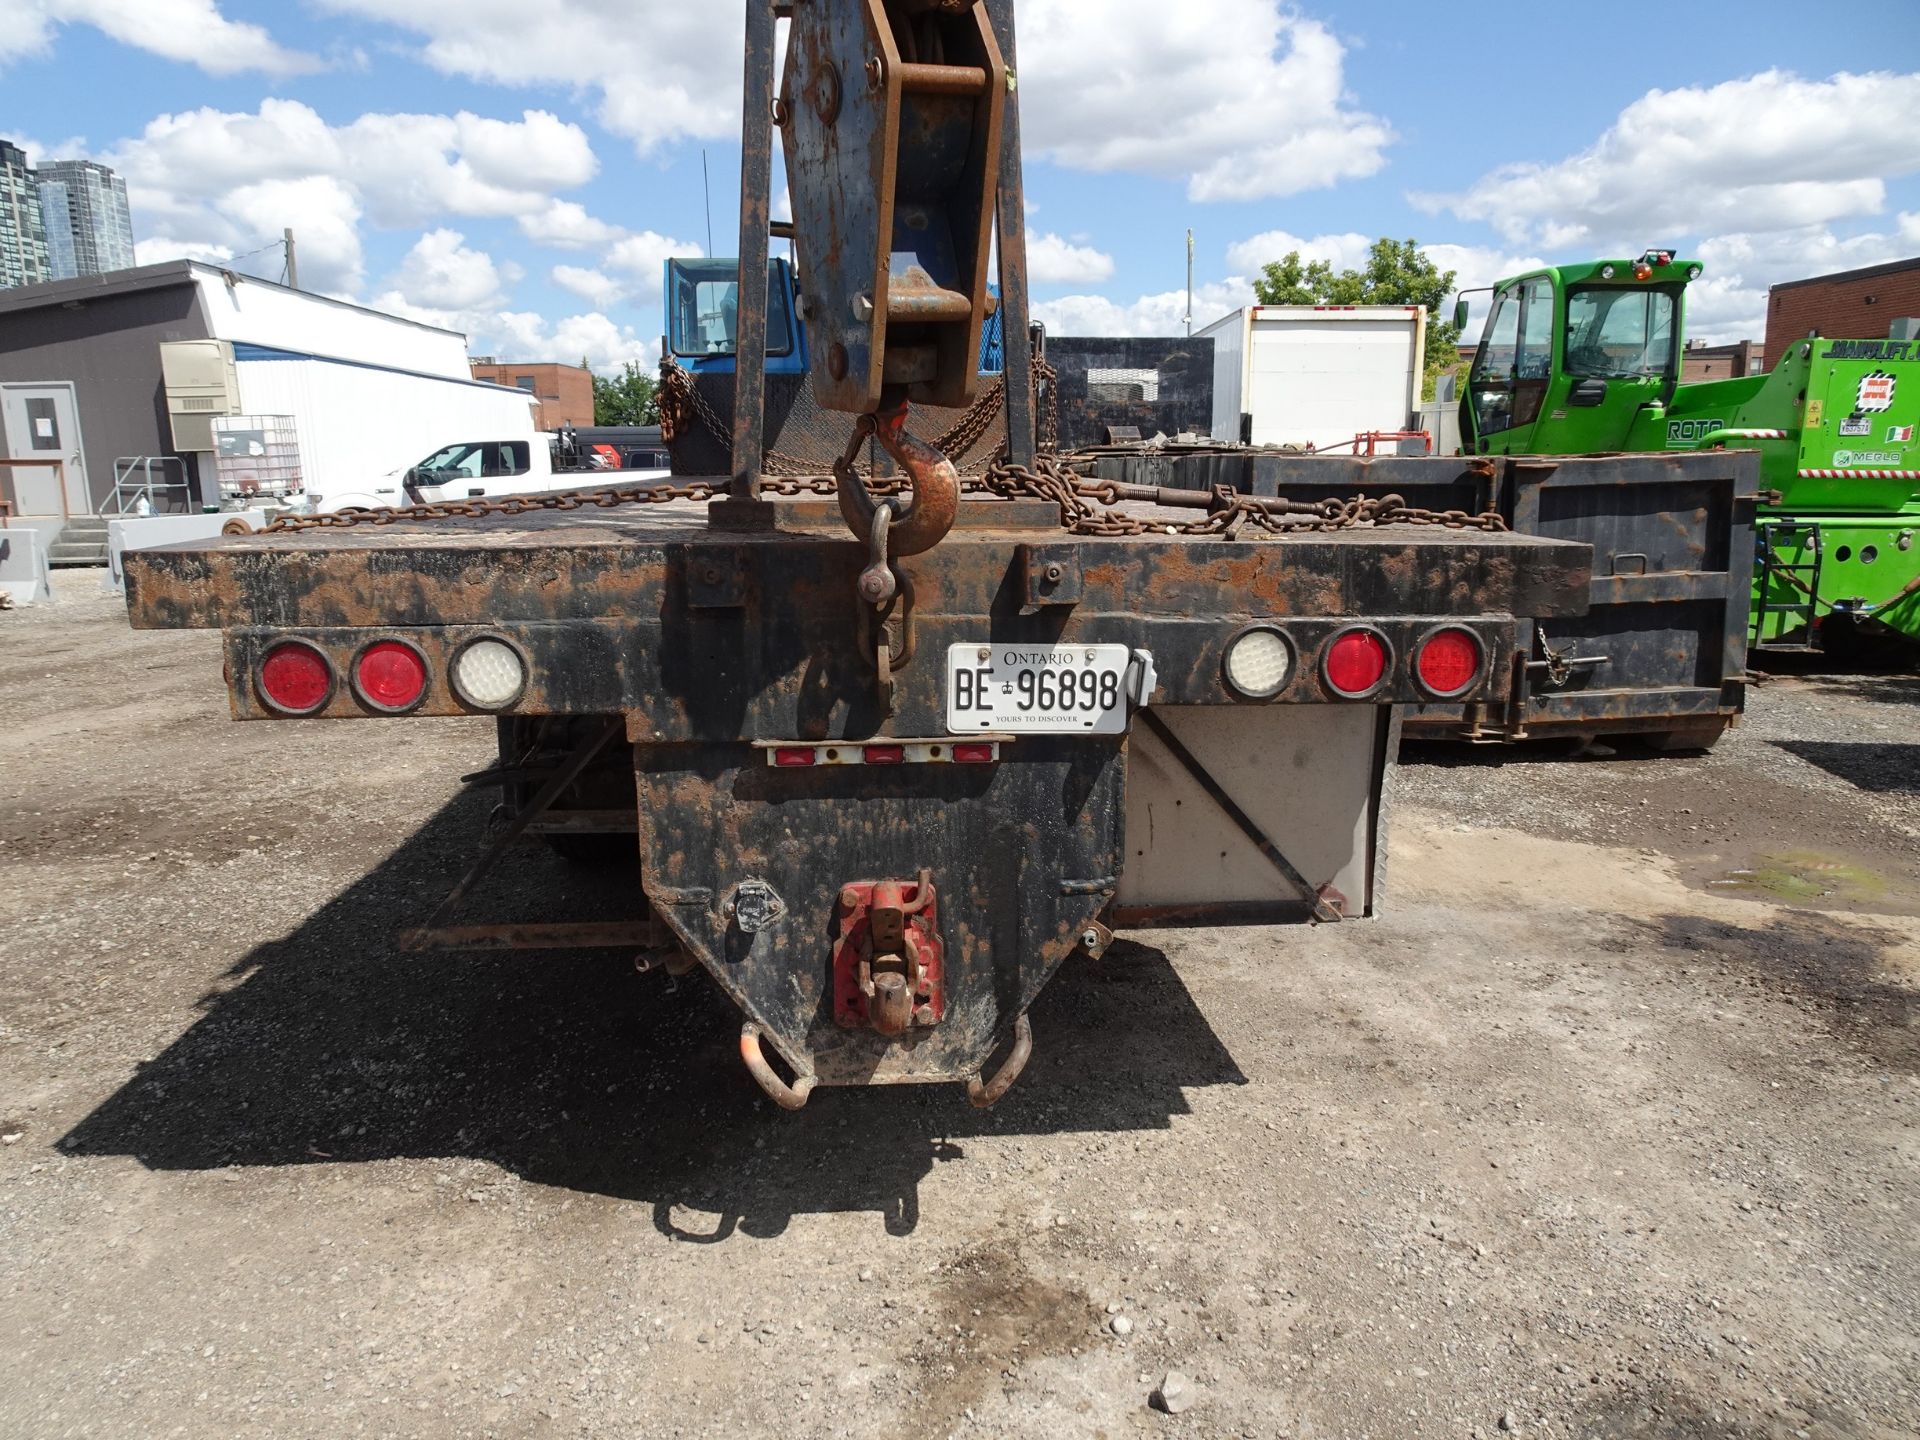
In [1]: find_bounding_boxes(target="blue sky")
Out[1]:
[4,0,1917,367]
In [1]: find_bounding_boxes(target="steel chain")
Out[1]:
[264,451,1507,538]
[658,357,1005,476]
[1033,355,1060,454]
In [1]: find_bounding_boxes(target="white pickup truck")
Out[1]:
[304,435,669,514]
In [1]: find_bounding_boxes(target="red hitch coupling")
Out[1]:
[833,868,943,1037]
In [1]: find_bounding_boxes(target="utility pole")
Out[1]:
[283,228,299,290]
[1184,228,1194,337]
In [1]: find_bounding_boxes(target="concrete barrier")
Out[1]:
[106,512,268,594]
[0,526,52,606]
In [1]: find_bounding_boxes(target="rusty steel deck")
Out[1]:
[124,493,1591,735]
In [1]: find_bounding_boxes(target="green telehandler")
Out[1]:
[1456,251,1920,651]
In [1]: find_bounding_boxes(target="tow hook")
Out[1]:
[740,1024,817,1110]
[833,869,943,1036]
[967,1014,1034,1109]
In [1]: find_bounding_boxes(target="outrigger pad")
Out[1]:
[631,737,1122,1087]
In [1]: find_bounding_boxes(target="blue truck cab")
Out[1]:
[665,257,809,377]
[666,256,1003,379]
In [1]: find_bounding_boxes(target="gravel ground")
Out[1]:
[1399,664,1920,914]
[2,582,1918,1440]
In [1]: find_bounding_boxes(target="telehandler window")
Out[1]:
[1470,277,1553,436]
[1565,287,1676,379]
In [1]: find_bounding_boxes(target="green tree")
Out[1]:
[590,360,660,426]
[1252,238,1461,403]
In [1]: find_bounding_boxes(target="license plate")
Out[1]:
[946,643,1132,735]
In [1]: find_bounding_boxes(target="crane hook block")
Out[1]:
[778,0,1006,414]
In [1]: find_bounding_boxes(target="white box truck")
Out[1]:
[1197,304,1427,450]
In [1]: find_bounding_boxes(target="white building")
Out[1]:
[0,260,536,520]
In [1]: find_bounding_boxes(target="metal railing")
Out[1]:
[1310,430,1436,457]
[105,456,193,516]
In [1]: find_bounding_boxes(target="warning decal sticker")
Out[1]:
[1856,370,1897,413]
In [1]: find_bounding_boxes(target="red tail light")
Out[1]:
[258,641,332,714]
[862,744,905,765]
[952,743,996,763]
[773,747,816,767]
[1415,628,1484,697]
[1323,629,1390,697]
[353,640,428,712]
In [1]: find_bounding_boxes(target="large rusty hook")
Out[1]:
[834,396,961,560]
[740,1023,817,1110]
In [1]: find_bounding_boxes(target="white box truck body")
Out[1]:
[1197,304,1427,449]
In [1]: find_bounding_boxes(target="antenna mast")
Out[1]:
[1184,228,1193,336]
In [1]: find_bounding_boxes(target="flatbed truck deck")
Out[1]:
[125,478,1589,1104]
[119,0,1594,1109]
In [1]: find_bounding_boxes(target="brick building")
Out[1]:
[469,360,593,429]
[1680,339,1764,382]
[1765,256,1920,362]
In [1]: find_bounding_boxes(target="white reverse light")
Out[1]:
[1223,627,1294,699]
[453,637,527,709]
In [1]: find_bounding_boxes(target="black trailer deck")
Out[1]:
[1075,447,1759,747]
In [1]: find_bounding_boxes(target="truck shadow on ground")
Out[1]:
[61,792,1245,1236]
[1772,740,1920,792]
[1397,736,1677,767]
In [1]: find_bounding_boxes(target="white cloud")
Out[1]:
[1028,232,1115,286]
[221,177,365,291]
[1020,1,1390,201]
[492,312,657,373]
[1419,70,1920,249]
[314,1,1386,200]
[1686,225,1917,343]
[106,99,600,292]
[604,230,702,302]
[1422,243,1548,298]
[518,200,625,251]
[551,265,627,309]
[316,0,741,156]
[391,228,518,311]
[1217,231,1546,333]
[1225,229,1374,277]
[1035,278,1256,338]
[4,134,88,168]
[131,236,235,268]
[357,233,651,370]
[344,110,597,225]
[364,286,655,372]
[1042,232,1561,342]
[2,0,319,76]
